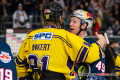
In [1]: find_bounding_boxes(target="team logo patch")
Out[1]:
[69,71,77,78]
[0,51,11,63]
[44,9,51,13]
[102,53,105,58]
[87,12,93,19]
[46,14,49,19]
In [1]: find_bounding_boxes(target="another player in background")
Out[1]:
[68,10,105,80]
[115,52,120,79]
[0,39,17,80]
[16,2,106,80]
[105,39,118,80]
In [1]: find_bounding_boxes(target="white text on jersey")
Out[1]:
[33,32,54,41]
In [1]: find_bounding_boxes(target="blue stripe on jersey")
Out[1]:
[75,46,83,61]
[67,56,74,70]
[29,36,33,37]
[19,76,27,80]
[99,47,102,58]
[78,47,88,62]
[83,42,90,47]
[95,42,102,58]
[28,36,33,39]
[19,66,25,67]
[17,56,23,62]
[95,42,100,46]
[96,42,102,49]
[53,35,73,48]
[84,51,89,62]
[116,66,120,69]
[116,70,120,72]
[16,58,23,64]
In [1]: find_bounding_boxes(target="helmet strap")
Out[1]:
[58,16,64,29]
[58,19,64,29]
[77,23,88,35]
[76,25,86,35]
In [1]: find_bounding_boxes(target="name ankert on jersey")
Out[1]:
[32,44,50,51]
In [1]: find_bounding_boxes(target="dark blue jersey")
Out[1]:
[0,40,17,80]
[74,37,105,80]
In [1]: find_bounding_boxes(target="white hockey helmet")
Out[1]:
[68,10,93,29]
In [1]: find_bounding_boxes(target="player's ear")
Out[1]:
[59,15,64,25]
[81,23,87,29]
[59,15,62,22]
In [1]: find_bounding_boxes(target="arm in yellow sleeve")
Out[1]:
[115,53,120,76]
[65,31,103,63]
[16,34,30,79]
[84,43,103,63]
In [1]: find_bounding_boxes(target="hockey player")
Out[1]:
[68,10,105,80]
[115,52,120,79]
[16,2,106,80]
[0,39,17,80]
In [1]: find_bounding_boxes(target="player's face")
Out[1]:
[114,43,118,48]
[69,17,81,34]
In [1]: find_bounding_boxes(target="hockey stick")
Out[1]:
[104,33,109,45]
[104,32,115,65]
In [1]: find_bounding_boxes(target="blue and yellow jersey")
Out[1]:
[115,52,120,76]
[74,37,105,80]
[16,27,103,80]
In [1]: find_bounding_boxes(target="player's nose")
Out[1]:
[69,21,74,27]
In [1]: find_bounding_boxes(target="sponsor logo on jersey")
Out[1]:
[0,51,11,63]
[33,32,53,41]
[69,71,77,78]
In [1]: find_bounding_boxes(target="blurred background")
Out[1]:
[0,0,120,35]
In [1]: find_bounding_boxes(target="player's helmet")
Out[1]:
[42,2,64,21]
[68,10,93,29]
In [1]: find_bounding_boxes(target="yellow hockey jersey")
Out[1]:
[115,52,120,76]
[16,28,103,80]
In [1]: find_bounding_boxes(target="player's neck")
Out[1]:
[78,31,86,38]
